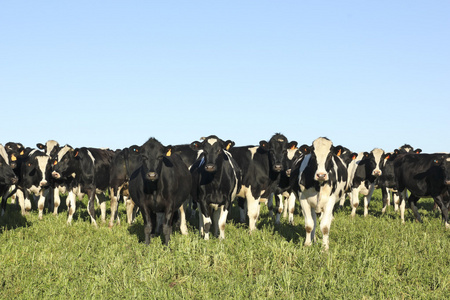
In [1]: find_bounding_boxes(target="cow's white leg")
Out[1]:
[202,213,212,240]
[66,191,76,225]
[108,187,119,228]
[300,194,316,246]
[247,193,260,232]
[218,206,228,240]
[399,190,407,224]
[16,189,26,215]
[37,190,49,220]
[287,192,296,225]
[351,188,360,217]
[283,196,288,219]
[320,195,336,251]
[53,186,61,215]
[364,183,376,217]
[125,197,136,224]
[179,202,188,235]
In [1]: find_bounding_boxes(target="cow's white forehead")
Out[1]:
[58,146,72,161]
[313,138,332,152]
[207,138,218,146]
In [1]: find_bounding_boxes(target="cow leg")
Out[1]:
[320,196,336,251]
[15,189,26,215]
[162,209,175,246]
[364,182,376,217]
[125,196,136,224]
[95,194,107,223]
[218,206,228,240]
[408,194,422,223]
[141,207,154,245]
[199,201,212,240]
[299,193,317,246]
[285,192,296,225]
[212,206,221,238]
[1,187,8,216]
[86,189,97,227]
[37,189,49,220]
[381,188,389,214]
[66,190,77,225]
[238,197,247,224]
[434,194,450,228]
[247,195,260,233]
[179,202,188,235]
[351,187,360,217]
[283,196,288,219]
[53,186,61,215]
[108,187,119,228]
[267,194,274,218]
[274,194,283,225]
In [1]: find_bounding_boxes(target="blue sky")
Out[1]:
[2,1,449,153]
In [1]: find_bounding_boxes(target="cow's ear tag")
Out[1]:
[434,159,439,164]
[166,149,172,157]
[74,151,79,157]
[352,154,357,160]
[20,150,24,155]
[290,145,297,150]
[226,143,232,151]
[337,149,342,156]
[11,154,17,161]
[385,154,390,160]
[53,160,58,166]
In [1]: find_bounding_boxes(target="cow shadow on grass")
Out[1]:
[0,203,31,233]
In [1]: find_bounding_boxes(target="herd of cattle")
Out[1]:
[0,134,449,250]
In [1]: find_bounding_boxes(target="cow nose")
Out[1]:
[445,180,450,186]
[147,172,158,181]
[316,173,327,181]
[205,164,216,172]
[10,162,17,169]
[273,164,282,172]
[52,171,60,179]
[372,170,382,177]
[11,176,18,185]
[40,180,48,187]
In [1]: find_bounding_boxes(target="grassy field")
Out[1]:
[1,190,449,299]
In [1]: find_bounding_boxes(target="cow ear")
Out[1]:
[415,148,422,154]
[165,145,173,157]
[287,141,298,150]
[385,154,390,160]
[130,145,140,153]
[224,140,235,151]
[298,144,311,155]
[394,149,400,155]
[36,143,45,150]
[190,141,202,151]
[259,140,269,151]
[363,152,370,158]
[334,146,343,156]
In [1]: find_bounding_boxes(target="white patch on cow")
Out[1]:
[45,140,59,156]
[249,146,258,160]
[0,144,9,165]
[36,155,50,186]
[207,138,217,146]
[287,148,297,160]
[58,145,72,162]
[347,152,365,184]
[86,150,95,165]
[224,150,239,199]
[313,138,333,180]
[446,158,450,162]
[371,148,384,175]
[298,154,312,191]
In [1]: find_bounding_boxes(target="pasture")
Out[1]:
[1,190,449,299]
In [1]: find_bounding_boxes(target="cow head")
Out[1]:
[334,145,357,167]
[190,135,234,173]
[433,156,450,186]
[398,144,422,154]
[23,150,51,187]
[365,148,386,177]
[283,142,301,177]
[0,144,18,185]
[260,133,295,173]
[137,138,172,182]
[51,145,77,179]
[37,140,60,158]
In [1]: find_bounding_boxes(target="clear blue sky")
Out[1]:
[2,1,449,153]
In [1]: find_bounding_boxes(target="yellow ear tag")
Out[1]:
[11,154,17,161]
[20,150,24,155]
[385,155,390,160]
[290,145,297,150]
[337,149,342,156]
[53,160,58,166]
[166,149,172,157]
[226,143,231,151]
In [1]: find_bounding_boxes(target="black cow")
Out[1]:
[347,148,386,217]
[109,145,142,227]
[52,146,115,225]
[189,135,241,239]
[292,137,348,251]
[394,153,450,227]
[229,133,297,232]
[128,138,192,245]
[0,144,19,216]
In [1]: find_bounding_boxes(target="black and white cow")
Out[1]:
[394,153,450,227]
[189,135,241,240]
[347,148,386,217]
[293,137,348,251]
[52,146,115,225]
[229,133,297,232]
[109,145,142,227]
[128,138,192,245]
[37,140,62,214]
[15,149,52,219]
[0,144,19,216]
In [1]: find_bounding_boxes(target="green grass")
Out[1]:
[1,190,449,299]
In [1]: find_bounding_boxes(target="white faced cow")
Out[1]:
[294,137,348,251]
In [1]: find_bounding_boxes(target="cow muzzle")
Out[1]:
[146,172,159,181]
[285,169,292,177]
[52,171,61,179]
[445,180,450,186]
[315,172,328,182]
[40,180,48,187]
[205,163,216,173]
[10,162,17,169]
[273,164,282,172]
[10,176,18,185]
[372,170,382,177]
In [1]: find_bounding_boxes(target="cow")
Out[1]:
[347,148,386,217]
[37,140,62,214]
[109,145,142,227]
[52,146,115,225]
[229,133,297,232]
[189,135,241,240]
[293,137,348,251]
[0,144,19,216]
[15,149,52,219]
[394,153,450,227]
[128,138,192,245]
